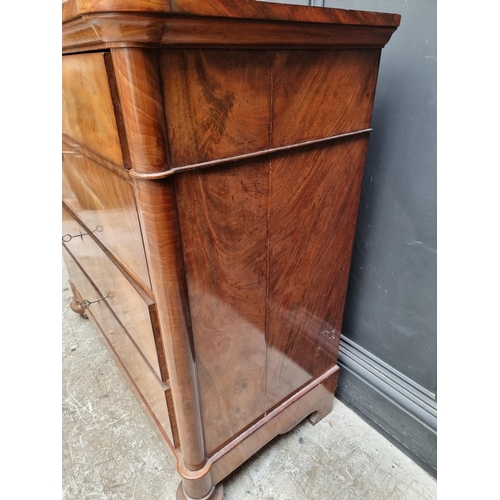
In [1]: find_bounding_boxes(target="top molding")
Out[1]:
[63,0,401,27]
[62,0,401,53]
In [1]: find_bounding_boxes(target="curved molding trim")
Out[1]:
[129,129,373,180]
[211,364,340,463]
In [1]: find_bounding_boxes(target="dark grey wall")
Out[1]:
[324,0,437,476]
[329,0,437,393]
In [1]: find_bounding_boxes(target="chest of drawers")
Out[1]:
[62,1,399,498]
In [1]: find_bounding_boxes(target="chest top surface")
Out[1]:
[63,0,400,26]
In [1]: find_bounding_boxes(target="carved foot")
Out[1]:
[69,281,87,318]
[176,483,224,500]
[70,298,86,317]
[308,400,334,426]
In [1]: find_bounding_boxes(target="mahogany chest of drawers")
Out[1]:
[62,1,399,498]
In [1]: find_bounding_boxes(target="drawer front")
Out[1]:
[62,207,164,382]
[62,247,174,443]
[62,52,123,166]
[62,149,151,290]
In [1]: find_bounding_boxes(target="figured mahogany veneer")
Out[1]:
[62,53,125,166]
[62,146,151,290]
[63,246,178,446]
[62,207,164,381]
[62,1,399,498]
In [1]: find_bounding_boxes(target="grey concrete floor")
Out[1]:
[62,261,436,500]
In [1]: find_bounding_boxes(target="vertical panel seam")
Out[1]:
[264,50,275,416]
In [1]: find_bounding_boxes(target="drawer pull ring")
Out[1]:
[80,291,115,310]
[62,225,103,242]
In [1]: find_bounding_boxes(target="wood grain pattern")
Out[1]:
[169,0,400,26]
[160,49,272,168]
[62,149,151,290]
[175,157,268,456]
[266,137,369,408]
[127,129,372,181]
[63,246,175,444]
[63,0,400,27]
[62,53,123,166]
[62,207,165,382]
[133,178,214,499]
[112,47,213,498]
[161,19,396,49]
[103,52,132,169]
[62,1,401,496]
[86,14,167,45]
[272,50,381,147]
[63,136,130,181]
[210,371,338,484]
[62,17,105,53]
[63,15,397,53]
[111,48,170,174]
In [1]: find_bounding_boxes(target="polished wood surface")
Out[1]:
[177,483,224,500]
[160,48,380,170]
[210,370,338,485]
[160,49,272,168]
[132,178,214,499]
[266,137,369,407]
[69,281,86,316]
[63,136,130,180]
[62,0,400,54]
[160,19,396,49]
[63,246,175,444]
[63,16,398,54]
[62,53,123,166]
[62,207,165,382]
[111,49,170,175]
[63,0,400,26]
[175,157,268,456]
[272,49,381,146]
[62,147,151,290]
[62,2,400,497]
[112,47,213,499]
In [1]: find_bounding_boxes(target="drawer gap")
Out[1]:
[63,202,154,302]
[62,135,130,181]
[63,243,168,390]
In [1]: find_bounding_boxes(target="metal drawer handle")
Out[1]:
[62,225,103,242]
[80,291,115,310]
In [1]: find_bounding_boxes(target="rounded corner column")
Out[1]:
[111,46,214,499]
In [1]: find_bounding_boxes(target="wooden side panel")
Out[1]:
[272,49,381,147]
[175,157,269,456]
[62,246,174,443]
[62,207,165,382]
[62,150,151,290]
[160,49,272,167]
[62,52,123,166]
[265,137,369,408]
